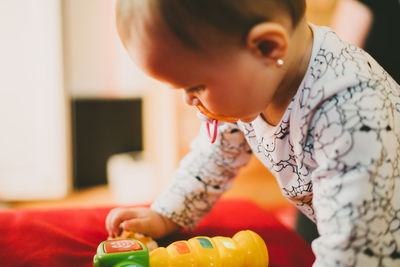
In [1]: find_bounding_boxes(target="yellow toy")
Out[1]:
[94,230,268,267]
[150,230,269,267]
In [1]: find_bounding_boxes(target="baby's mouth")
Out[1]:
[195,104,239,123]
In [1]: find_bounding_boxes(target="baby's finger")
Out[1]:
[105,208,121,236]
[121,217,150,236]
[110,209,141,237]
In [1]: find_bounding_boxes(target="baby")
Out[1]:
[106,0,400,266]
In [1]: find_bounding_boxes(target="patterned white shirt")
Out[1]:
[151,24,400,266]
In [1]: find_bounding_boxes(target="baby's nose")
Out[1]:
[183,92,199,106]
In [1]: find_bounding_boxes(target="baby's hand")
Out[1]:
[105,207,181,239]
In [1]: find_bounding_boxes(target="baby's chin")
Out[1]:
[238,114,260,123]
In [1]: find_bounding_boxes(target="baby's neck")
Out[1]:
[263,18,313,126]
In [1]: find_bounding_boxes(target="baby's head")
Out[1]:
[116,0,308,123]
[116,0,306,51]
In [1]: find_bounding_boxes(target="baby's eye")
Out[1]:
[186,85,206,93]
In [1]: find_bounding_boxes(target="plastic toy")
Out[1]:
[112,231,158,251]
[93,230,269,267]
[196,104,239,143]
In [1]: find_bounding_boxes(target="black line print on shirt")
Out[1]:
[245,29,400,266]
[153,123,251,229]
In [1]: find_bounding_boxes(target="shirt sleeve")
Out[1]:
[309,87,400,266]
[151,121,252,229]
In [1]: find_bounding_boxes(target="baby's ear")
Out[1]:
[246,22,289,65]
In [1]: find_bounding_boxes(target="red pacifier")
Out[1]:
[197,112,219,143]
[195,105,239,143]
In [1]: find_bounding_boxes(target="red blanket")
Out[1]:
[0,200,314,267]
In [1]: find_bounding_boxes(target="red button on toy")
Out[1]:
[104,240,142,254]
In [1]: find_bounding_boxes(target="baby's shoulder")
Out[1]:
[301,25,398,114]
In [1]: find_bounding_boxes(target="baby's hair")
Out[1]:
[116,0,306,50]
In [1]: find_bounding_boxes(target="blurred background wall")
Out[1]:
[0,0,180,203]
[0,0,69,200]
[0,0,338,205]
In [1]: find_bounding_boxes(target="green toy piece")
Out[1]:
[93,239,149,267]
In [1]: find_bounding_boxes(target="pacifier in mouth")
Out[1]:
[197,111,219,143]
[195,104,239,143]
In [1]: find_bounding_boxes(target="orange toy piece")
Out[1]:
[109,230,158,251]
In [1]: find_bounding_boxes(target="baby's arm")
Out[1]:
[309,88,400,266]
[151,122,252,230]
[105,122,251,238]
